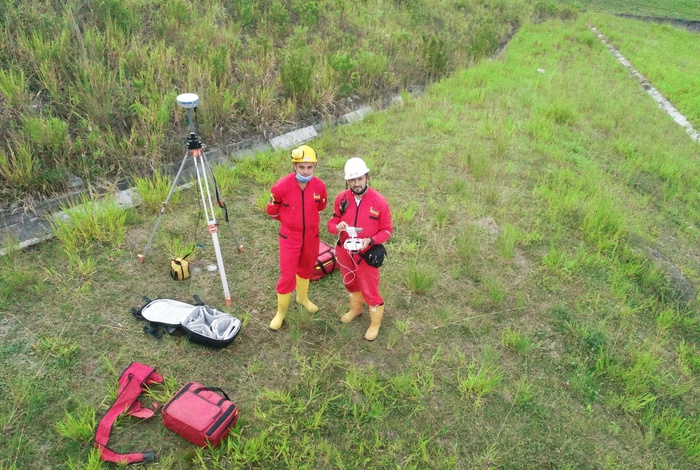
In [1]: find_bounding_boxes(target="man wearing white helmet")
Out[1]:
[266,145,328,330]
[327,157,393,341]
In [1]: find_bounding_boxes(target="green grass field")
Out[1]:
[2,8,700,470]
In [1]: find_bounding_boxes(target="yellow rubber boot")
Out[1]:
[295,275,318,313]
[269,292,292,330]
[340,291,364,324]
[364,304,384,341]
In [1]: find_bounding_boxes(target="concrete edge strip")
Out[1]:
[1,103,381,255]
[0,233,54,257]
[270,125,319,150]
[591,26,700,143]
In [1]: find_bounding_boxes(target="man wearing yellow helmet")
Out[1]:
[266,145,328,330]
[327,157,393,341]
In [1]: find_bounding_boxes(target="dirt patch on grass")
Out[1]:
[474,216,501,243]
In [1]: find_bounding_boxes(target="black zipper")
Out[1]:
[206,405,238,436]
[300,187,306,252]
[353,197,363,260]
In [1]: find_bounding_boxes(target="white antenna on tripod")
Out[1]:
[137,93,237,307]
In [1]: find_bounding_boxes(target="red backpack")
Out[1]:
[311,240,337,281]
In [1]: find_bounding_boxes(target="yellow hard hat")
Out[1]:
[291,145,317,163]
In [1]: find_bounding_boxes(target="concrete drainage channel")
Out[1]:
[0,100,393,257]
[591,25,700,143]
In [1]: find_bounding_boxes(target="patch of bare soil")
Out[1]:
[474,216,501,243]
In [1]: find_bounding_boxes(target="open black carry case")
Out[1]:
[132,295,242,348]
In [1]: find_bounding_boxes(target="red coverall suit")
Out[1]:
[327,187,393,306]
[267,173,328,294]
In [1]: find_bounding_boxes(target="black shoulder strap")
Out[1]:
[339,192,350,215]
[131,296,177,339]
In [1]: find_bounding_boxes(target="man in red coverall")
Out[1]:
[327,157,393,341]
[266,145,328,330]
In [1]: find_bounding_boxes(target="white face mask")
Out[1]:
[295,173,313,183]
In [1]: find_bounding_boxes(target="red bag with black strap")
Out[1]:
[310,240,337,281]
[162,382,239,447]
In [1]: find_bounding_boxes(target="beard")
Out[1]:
[351,185,368,195]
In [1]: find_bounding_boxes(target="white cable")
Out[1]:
[334,234,359,286]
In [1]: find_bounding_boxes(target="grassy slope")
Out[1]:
[555,0,700,20]
[587,12,700,129]
[2,12,700,470]
[0,0,526,201]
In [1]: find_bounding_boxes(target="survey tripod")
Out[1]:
[138,93,242,307]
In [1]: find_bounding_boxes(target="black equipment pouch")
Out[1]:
[362,244,387,268]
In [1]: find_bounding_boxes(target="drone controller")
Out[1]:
[344,238,364,252]
[343,227,364,253]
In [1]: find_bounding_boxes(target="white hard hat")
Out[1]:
[344,157,370,180]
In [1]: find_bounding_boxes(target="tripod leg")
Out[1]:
[209,225,232,307]
[138,153,189,263]
[193,150,233,306]
[197,150,243,253]
[223,216,244,253]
